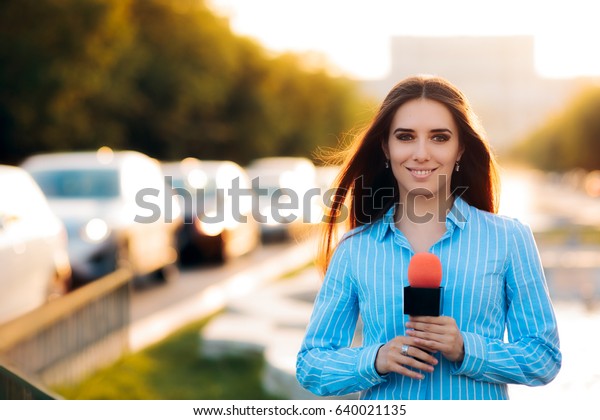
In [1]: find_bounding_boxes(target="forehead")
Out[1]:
[391,98,456,129]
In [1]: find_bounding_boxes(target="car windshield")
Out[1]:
[31,169,120,199]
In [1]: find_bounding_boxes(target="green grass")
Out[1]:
[53,318,282,400]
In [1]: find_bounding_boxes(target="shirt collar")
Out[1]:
[447,195,469,230]
[375,205,396,242]
[376,195,470,242]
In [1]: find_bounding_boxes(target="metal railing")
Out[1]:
[0,361,61,399]
[0,268,132,395]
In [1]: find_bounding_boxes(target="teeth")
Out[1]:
[412,169,432,175]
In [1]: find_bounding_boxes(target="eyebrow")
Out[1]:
[393,128,453,135]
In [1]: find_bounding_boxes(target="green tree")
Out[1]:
[0,0,136,164]
[123,0,242,160]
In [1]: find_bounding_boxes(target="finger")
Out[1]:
[409,336,442,353]
[391,352,434,378]
[408,326,451,344]
[400,357,435,375]
[403,344,439,366]
[412,333,461,358]
[390,363,426,380]
[406,327,445,342]
[400,345,438,372]
[406,320,446,334]
[409,315,439,323]
[406,337,441,356]
[409,316,454,326]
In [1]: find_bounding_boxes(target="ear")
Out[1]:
[381,140,389,161]
[457,144,465,162]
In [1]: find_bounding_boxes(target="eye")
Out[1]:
[432,134,450,142]
[395,133,413,141]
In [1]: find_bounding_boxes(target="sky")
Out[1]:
[208,0,600,80]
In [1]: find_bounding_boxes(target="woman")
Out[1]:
[296,75,561,399]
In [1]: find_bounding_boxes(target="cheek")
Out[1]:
[434,146,461,165]
[387,144,411,162]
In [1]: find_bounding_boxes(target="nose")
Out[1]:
[412,138,430,162]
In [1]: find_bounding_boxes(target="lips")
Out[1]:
[407,167,437,178]
[410,169,434,176]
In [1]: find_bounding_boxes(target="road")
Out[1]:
[130,240,295,321]
[128,235,317,351]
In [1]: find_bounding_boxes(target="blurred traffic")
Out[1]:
[0,147,338,326]
[162,157,260,264]
[21,148,181,289]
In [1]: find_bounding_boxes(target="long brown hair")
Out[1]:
[317,75,500,273]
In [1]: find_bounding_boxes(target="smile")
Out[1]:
[407,168,437,178]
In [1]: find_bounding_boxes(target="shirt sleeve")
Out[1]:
[296,239,387,396]
[452,220,562,386]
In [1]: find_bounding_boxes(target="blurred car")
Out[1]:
[246,156,320,241]
[0,165,72,324]
[162,158,260,264]
[21,148,181,287]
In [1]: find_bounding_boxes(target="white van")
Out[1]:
[0,165,72,324]
[22,148,181,287]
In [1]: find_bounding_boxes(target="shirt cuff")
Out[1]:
[356,344,388,387]
[451,331,487,379]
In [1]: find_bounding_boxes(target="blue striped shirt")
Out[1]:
[296,197,562,399]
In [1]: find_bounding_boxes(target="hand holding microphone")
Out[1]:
[375,253,445,378]
[375,253,464,377]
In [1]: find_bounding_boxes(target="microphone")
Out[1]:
[403,252,443,316]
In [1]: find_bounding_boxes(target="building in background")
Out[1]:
[362,35,596,151]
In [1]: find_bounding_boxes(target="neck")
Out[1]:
[395,191,455,253]
[396,190,455,227]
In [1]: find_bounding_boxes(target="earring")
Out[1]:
[455,160,460,172]
[385,160,390,169]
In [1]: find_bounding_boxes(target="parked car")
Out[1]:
[246,156,319,241]
[162,158,260,264]
[21,148,181,287]
[0,165,72,324]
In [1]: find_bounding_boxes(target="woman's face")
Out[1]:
[383,98,463,200]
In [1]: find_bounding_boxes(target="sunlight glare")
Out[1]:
[209,0,600,80]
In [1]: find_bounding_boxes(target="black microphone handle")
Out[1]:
[403,286,442,316]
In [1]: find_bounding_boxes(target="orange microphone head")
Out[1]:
[407,252,442,288]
